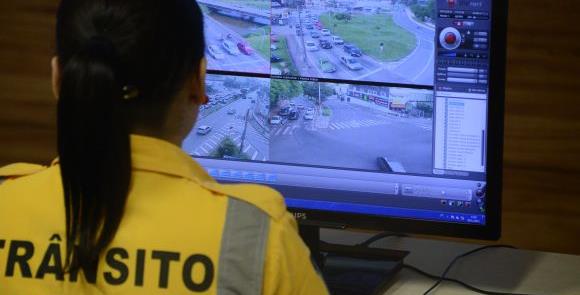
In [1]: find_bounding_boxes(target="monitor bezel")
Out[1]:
[287,0,509,241]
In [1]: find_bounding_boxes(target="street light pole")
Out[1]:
[239,108,250,153]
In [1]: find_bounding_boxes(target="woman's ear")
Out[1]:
[190,57,207,104]
[51,56,60,100]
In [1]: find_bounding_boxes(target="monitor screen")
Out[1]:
[184,0,504,237]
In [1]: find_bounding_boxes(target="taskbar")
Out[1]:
[286,198,486,226]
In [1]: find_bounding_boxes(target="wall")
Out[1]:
[1,1,579,254]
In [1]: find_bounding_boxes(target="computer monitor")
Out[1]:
[185,0,508,241]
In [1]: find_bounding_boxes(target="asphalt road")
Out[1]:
[203,14,270,74]
[182,90,269,161]
[270,97,433,174]
[273,6,435,86]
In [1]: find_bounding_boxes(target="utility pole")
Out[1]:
[240,108,250,153]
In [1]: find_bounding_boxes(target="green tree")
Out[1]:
[223,77,241,89]
[270,79,303,106]
[211,137,249,159]
[411,0,436,21]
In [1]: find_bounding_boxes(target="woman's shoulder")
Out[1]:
[0,162,49,185]
[200,181,288,222]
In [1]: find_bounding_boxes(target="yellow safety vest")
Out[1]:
[0,135,328,295]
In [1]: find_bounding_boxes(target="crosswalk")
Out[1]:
[327,119,389,130]
[191,126,268,161]
[270,118,433,136]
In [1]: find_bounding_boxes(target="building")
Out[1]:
[347,85,390,107]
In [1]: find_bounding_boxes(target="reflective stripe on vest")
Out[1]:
[217,197,270,295]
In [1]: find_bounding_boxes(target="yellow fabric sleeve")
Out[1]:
[262,212,329,295]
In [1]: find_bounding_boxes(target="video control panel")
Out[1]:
[435,0,492,92]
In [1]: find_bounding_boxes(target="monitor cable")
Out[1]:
[360,234,537,295]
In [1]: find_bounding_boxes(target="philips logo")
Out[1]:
[293,212,308,220]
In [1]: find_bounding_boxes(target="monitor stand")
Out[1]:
[299,224,409,295]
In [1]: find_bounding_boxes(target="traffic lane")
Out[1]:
[394,39,434,85]
[271,121,433,173]
[393,9,435,42]
[204,16,270,73]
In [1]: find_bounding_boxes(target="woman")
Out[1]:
[0,0,328,294]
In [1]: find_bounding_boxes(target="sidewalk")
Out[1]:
[348,98,399,116]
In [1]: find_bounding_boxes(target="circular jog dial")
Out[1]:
[439,27,462,50]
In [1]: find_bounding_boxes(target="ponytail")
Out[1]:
[57,36,131,277]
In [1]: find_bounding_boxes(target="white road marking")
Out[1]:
[252,151,258,160]
[200,146,209,153]
[243,145,251,153]
[282,127,292,135]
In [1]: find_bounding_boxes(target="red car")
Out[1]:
[271,33,279,43]
[237,42,253,55]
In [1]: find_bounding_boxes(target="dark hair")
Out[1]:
[56,0,205,277]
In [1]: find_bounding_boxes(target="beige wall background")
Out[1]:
[1,1,579,254]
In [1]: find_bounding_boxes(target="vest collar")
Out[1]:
[51,134,213,184]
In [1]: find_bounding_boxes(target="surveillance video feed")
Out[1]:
[200,0,271,74]
[270,0,436,86]
[182,75,271,161]
[269,79,434,174]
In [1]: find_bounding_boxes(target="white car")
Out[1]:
[340,56,363,71]
[197,125,212,135]
[321,29,331,36]
[207,45,225,60]
[222,40,239,55]
[270,44,278,51]
[270,116,282,125]
[332,36,344,45]
[304,113,314,120]
[305,41,319,51]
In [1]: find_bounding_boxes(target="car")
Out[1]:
[271,55,283,63]
[340,55,363,70]
[270,44,278,51]
[227,109,236,115]
[271,33,279,43]
[321,29,331,36]
[332,35,344,45]
[270,116,282,125]
[295,24,301,29]
[289,102,296,107]
[237,42,253,55]
[319,39,332,49]
[305,41,319,51]
[310,31,321,38]
[377,157,406,173]
[197,126,212,135]
[297,104,305,110]
[207,45,225,60]
[304,113,314,120]
[278,107,291,116]
[306,24,314,30]
[222,40,239,55]
[318,57,337,73]
[296,29,303,36]
[343,44,362,57]
[288,110,299,120]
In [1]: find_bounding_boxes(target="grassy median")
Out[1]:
[271,36,298,75]
[245,27,270,60]
[212,0,270,10]
[320,13,417,62]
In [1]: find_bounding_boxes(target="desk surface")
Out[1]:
[321,229,580,295]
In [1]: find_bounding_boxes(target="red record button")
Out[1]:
[445,32,457,44]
